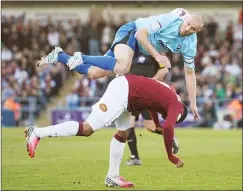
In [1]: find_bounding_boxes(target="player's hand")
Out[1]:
[190,104,200,121]
[169,154,184,168]
[155,55,171,68]
[176,159,184,168]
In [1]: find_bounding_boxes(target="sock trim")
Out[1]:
[76,122,84,136]
[114,133,126,143]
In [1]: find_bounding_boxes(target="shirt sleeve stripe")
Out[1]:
[184,58,194,63]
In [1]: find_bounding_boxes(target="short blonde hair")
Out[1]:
[190,13,204,28]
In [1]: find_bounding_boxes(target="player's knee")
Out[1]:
[114,59,131,75]
[88,67,112,79]
[124,65,130,74]
[88,70,98,79]
[82,125,94,137]
[116,130,130,141]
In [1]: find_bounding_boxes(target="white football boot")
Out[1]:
[66,52,83,70]
[37,47,63,67]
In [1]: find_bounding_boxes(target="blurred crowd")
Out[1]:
[1,9,242,128]
[1,13,71,125]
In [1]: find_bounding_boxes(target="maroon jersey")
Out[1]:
[126,74,183,163]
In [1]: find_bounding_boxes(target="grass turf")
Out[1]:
[1,127,242,190]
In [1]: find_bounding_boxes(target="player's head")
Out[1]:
[161,103,188,124]
[180,13,204,36]
[171,8,189,17]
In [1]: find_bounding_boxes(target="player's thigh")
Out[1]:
[113,44,134,73]
[88,66,113,79]
[86,76,129,131]
[115,111,131,131]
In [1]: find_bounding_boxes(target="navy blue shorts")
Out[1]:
[105,21,139,58]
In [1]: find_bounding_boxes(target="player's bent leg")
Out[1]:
[24,121,96,158]
[87,66,113,79]
[113,44,134,75]
[74,64,113,79]
[76,121,94,136]
[67,52,117,72]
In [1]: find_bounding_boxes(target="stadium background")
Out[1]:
[1,1,242,190]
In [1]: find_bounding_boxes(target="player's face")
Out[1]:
[180,16,202,36]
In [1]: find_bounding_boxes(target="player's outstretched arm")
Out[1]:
[184,66,200,120]
[135,28,171,68]
[162,105,184,168]
[135,28,160,58]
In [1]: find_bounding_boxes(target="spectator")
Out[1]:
[66,88,80,109]
[215,83,226,99]
[40,73,56,100]
[3,92,21,126]
[1,45,13,62]
[47,27,60,48]
[206,16,219,42]
[225,20,234,45]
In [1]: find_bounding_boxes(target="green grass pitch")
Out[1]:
[1,127,242,190]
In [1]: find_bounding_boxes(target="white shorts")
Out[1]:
[86,76,131,131]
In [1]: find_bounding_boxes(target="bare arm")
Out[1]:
[135,28,171,68]
[135,28,160,59]
[184,66,196,106]
[184,65,199,120]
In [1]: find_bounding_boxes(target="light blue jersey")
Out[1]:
[135,13,197,68]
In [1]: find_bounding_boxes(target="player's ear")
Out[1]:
[176,103,188,124]
[161,113,167,120]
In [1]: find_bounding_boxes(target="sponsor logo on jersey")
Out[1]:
[177,44,182,50]
[99,103,107,112]
[158,40,170,52]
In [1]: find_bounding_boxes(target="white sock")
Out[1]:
[107,137,125,178]
[34,121,79,139]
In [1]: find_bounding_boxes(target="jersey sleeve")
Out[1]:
[183,53,195,69]
[182,35,197,69]
[149,111,161,127]
[162,103,181,159]
[147,13,178,35]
